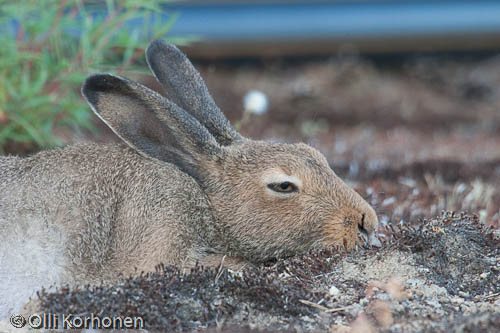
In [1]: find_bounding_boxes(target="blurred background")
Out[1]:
[1,0,499,230]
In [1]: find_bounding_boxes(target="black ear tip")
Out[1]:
[146,39,183,61]
[149,39,167,49]
[147,39,164,56]
[82,74,125,104]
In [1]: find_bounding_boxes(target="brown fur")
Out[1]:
[0,40,378,296]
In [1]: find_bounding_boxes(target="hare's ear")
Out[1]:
[82,74,220,178]
[146,39,243,146]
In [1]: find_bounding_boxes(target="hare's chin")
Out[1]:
[321,234,358,251]
[320,218,360,251]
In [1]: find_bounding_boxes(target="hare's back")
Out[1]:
[1,142,204,223]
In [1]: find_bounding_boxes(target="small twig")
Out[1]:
[313,271,337,279]
[484,292,500,300]
[325,305,354,313]
[299,300,354,313]
[299,300,330,311]
[214,255,226,283]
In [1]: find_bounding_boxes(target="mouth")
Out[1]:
[321,213,382,250]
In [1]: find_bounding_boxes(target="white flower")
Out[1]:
[243,90,268,115]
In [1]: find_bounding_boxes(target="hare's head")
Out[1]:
[82,40,379,263]
[200,140,378,261]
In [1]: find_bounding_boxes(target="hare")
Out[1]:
[0,40,379,317]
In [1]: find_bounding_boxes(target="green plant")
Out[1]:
[0,0,186,154]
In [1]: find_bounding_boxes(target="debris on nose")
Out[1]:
[359,226,382,248]
[368,233,382,247]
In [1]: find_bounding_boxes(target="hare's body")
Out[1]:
[0,40,379,318]
[0,143,217,316]
[1,143,217,276]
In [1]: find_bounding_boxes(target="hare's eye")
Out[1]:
[268,182,298,193]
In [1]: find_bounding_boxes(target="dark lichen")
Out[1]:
[391,211,500,298]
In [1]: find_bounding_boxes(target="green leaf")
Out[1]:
[0,0,185,153]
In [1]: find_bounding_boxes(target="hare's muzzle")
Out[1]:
[322,203,380,250]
